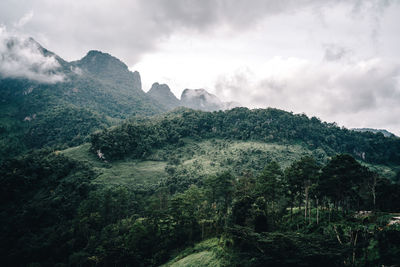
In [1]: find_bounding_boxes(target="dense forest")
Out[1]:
[1,107,400,266]
[91,107,400,166]
[1,148,399,266]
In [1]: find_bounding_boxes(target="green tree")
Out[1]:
[285,156,320,222]
[255,161,287,229]
[319,154,368,212]
[204,172,235,232]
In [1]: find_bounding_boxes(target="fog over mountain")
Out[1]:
[0,29,64,83]
[1,1,400,134]
[180,88,240,111]
[147,83,241,111]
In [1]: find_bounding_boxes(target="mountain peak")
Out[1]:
[181,88,207,95]
[85,50,114,58]
[0,36,69,82]
[180,88,241,111]
[75,50,142,90]
[147,82,180,110]
[149,82,171,92]
[181,88,222,111]
[79,50,128,71]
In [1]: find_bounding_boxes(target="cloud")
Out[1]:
[350,0,394,51]
[0,0,395,64]
[14,10,33,28]
[323,44,352,62]
[215,57,400,134]
[0,26,64,83]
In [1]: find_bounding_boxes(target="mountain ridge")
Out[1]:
[147,85,241,111]
[0,39,165,161]
[351,128,396,137]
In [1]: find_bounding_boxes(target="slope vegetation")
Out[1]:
[91,107,400,175]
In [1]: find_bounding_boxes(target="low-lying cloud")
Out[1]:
[215,57,400,135]
[0,26,64,83]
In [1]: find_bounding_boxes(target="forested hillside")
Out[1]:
[1,106,400,266]
[1,144,399,266]
[91,107,400,167]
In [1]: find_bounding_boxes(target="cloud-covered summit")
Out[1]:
[0,27,64,83]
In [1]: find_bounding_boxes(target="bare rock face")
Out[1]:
[132,71,142,91]
[147,85,241,112]
[147,83,180,110]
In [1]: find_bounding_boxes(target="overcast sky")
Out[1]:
[1,0,400,135]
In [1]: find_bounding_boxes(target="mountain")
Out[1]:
[180,88,222,111]
[71,50,142,91]
[0,38,165,161]
[351,128,396,137]
[1,37,243,162]
[147,85,241,112]
[147,82,180,110]
[180,88,241,111]
[91,107,400,167]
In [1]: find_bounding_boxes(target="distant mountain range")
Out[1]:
[351,128,396,138]
[0,38,239,161]
[147,83,241,111]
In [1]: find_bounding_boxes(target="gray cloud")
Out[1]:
[350,0,394,51]
[215,58,400,134]
[323,44,352,62]
[142,0,331,31]
[0,0,393,64]
[0,26,64,83]
[14,10,34,28]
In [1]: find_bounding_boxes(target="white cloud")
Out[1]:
[215,57,400,135]
[0,0,394,63]
[14,10,33,28]
[0,26,64,83]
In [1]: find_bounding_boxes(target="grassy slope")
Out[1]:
[62,140,317,187]
[62,143,166,187]
[62,138,396,189]
[161,238,227,267]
